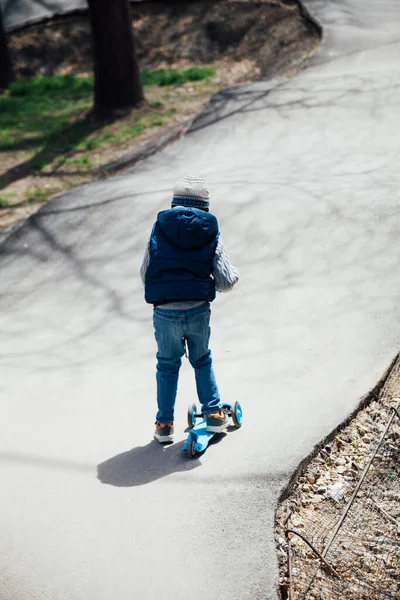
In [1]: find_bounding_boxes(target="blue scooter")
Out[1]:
[183,402,243,458]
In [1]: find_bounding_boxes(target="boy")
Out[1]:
[140,176,239,443]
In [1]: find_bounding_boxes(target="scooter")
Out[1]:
[183,401,243,458]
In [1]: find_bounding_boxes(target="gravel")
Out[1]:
[275,358,400,600]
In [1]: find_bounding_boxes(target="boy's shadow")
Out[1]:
[97,440,200,487]
[97,434,227,487]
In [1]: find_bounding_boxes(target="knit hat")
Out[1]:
[172,176,210,209]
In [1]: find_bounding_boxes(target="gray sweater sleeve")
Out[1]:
[213,237,239,292]
[140,239,150,285]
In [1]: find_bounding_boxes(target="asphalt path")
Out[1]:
[3,0,87,31]
[3,0,140,31]
[1,1,400,599]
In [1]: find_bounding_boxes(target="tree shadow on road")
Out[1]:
[97,440,201,487]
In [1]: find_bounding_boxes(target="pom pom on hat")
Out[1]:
[172,176,210,209]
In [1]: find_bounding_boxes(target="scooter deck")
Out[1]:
[182,419,215,453]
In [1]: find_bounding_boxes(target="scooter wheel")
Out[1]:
[231,401,243,428]
[187,403,197,429]
[186,438,196,458]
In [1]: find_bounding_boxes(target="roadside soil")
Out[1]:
[1,0,320,239]
[275,359,400,599]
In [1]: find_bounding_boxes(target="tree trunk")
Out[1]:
[87,0,144,117]
[0,6,13,92]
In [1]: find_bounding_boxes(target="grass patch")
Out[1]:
[0,69,215,155]
[0,76,93,153]
[117,123,147,139]
[24,187,55,204]
[66,154,94,169]
[8,74,94,97]
[141,66,217,87]
[0,67,219,224]
[72,121,147,154]
[0,193,16,208]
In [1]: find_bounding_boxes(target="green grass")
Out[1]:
[72,122,147,155]
[0,68,216,178]
[24,187,55,204]
[118,123,146,139]
[69,154,93,169]
[0,193,16,207]
[0,75,94,153]
[0,69,215,152]
[141,66,217,87]
[8,74,94,97]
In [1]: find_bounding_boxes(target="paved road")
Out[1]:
[1,1,400,599]
[3,0,86,31]
[3,0,142,31]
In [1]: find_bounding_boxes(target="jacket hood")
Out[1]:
[156,208,218,250]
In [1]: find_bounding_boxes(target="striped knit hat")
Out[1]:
[172,176,210,209]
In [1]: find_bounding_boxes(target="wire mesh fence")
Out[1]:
[281,402,400,600]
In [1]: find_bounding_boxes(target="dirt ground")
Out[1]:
[275,358,400,599]
[1,0,320,240]
[9,1,318,80]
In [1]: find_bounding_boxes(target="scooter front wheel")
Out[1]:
[186,437,196,458]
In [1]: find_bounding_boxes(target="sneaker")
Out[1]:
[206,410,229,433]
[154,422,174,443]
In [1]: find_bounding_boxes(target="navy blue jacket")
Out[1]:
[145,207,219,305]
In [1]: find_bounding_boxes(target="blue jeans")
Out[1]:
[153,303,221,423]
